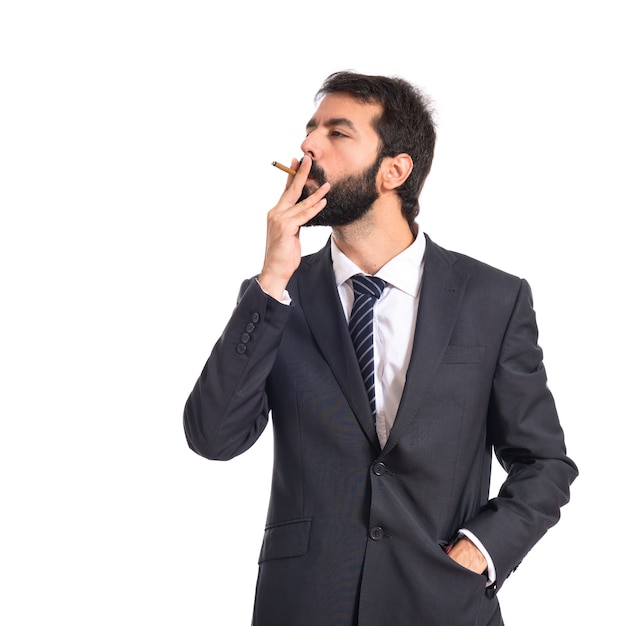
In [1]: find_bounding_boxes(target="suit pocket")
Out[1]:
[441,345,485,364]
[258,517,312,563]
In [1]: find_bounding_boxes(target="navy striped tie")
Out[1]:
[349,275,386,423]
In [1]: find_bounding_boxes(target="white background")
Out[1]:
[1,1,623,624]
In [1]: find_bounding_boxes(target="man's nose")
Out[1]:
[301,130,321,160]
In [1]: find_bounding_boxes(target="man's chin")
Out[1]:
[303,207,342,227]
[302,213,330,227]
[304,208,362,228]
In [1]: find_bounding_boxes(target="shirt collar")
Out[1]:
[331,224,426,298]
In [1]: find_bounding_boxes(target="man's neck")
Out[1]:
[331,210,416,275]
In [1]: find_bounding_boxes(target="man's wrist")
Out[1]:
[255,278,291,305]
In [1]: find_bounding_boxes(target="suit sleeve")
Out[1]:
[183,278,292,461]
[463,278,578,588]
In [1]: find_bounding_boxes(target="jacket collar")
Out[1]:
[297,239,380,448]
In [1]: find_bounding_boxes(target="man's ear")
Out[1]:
[380,154,413,191]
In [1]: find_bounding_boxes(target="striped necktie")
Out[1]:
[349,275,386,423]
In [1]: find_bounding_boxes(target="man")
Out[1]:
[184,71,577,625]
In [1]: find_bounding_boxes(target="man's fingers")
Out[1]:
[268,181,330,227]
[273,176,330,216]
[282,158,300,191]
[298,197,327,222]
[301,180,330,204]
[282,155,312,194]
[293,181,330,221]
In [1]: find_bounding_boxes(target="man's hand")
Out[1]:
[257,155,330,300]
[446,537,488,575]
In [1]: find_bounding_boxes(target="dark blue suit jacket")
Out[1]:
[184,235,577,626]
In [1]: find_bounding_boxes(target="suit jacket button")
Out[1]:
[251,312,260,323]
[369,526,384,541]
[241,332,251,344]
[372,462,386,476]
[236,343,247,354]
[246,322,256,333]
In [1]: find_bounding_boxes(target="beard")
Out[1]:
[300,156,383,227]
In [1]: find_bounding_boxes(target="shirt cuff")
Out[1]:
[255,278,291,305]
[458,528,496,586]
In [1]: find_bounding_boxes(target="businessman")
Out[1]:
[184,71,577,625]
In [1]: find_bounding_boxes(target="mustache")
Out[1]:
[300,158,326,185]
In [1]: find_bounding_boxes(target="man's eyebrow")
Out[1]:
[305,117,358,132]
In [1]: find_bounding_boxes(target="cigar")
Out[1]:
[271,161,297,176]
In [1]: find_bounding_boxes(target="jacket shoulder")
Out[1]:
[425,234,524,290]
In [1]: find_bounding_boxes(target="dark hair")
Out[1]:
[316,71,436,222]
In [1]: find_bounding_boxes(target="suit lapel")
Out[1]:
[382,236,470,455]
[297,240,379,447]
